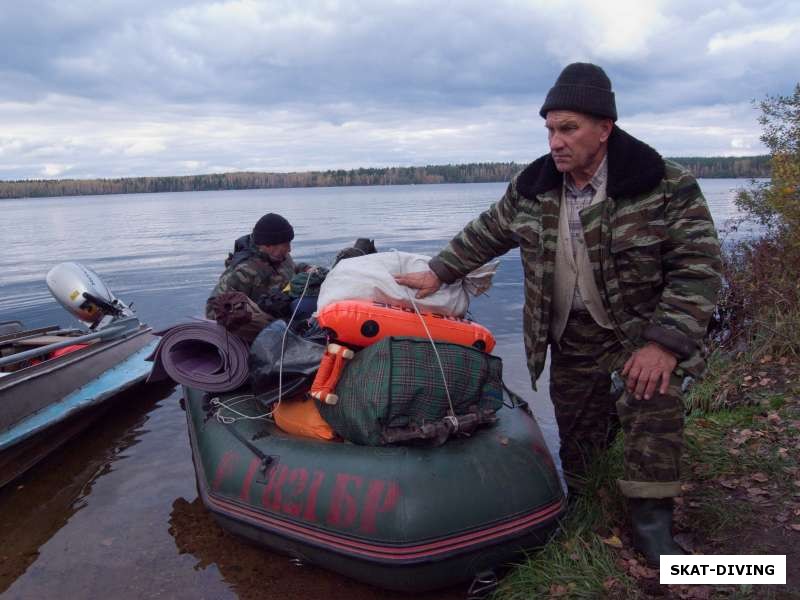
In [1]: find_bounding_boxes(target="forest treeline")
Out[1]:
[0,156,771,199]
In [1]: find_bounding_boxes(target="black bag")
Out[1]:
[249,321,325,403]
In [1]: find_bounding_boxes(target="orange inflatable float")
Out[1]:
[316,300,496,353]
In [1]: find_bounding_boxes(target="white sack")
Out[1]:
[316,251,499,317]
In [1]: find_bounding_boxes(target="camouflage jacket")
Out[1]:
[205,246,303,319]
[429,126,722,385]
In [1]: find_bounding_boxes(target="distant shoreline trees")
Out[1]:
[0,156,771,200]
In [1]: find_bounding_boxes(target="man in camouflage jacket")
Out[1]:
[396,63,722,566]
[206,213,308,341]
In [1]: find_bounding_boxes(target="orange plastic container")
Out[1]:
[316,300,495,352]
[273,394,338,441]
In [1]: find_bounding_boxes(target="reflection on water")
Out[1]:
[0,180,748,597]
[0,382,176,595]
[168,497,465,600]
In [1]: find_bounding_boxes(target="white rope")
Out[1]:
[211,394,272,423]
[212,267,315,424]
[276,267,313,407]
[392,249,457,428]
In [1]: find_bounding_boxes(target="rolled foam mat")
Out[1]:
[147,321,250,392]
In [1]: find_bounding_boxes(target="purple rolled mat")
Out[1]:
[147,320,250,392]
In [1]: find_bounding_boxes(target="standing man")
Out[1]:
[396,63,721,566]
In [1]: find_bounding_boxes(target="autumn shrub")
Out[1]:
[713,229,800,358]
[710,84,800,361]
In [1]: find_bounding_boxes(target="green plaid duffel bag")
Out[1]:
[318,336,504,446]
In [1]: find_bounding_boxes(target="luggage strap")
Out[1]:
[380,407,497,446]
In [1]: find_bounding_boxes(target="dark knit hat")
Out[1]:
[252,213,294,246]
[539,62,617,121]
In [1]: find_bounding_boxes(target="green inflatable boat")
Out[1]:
[183,386,564,592]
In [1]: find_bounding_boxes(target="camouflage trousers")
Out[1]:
[550,311,683,499]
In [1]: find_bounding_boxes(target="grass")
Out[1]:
[498,537,630,599]
[682,351,737,413]
[685,407,775,477]
[496,379,799,599]
[683,487,752,538]
[496,442,640,599]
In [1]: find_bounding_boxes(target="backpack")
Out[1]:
[225,234,255,269]
[318,336,503,446]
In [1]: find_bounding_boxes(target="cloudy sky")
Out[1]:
[0,0,797,180]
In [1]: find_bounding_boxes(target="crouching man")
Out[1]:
[206,212,309,341]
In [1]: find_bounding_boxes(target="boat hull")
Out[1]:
[184,386,564,591]
[0,325,158,487]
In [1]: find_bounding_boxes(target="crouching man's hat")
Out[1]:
[252,213,294,246]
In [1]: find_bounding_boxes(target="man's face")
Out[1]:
[545,110,612,175]
[258,242,291,263]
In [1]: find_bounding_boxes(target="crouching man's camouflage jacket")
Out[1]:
[205,243,305,319]
[429,126,722,387]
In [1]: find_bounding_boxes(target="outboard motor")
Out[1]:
[46,262,135,330]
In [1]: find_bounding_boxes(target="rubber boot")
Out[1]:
[629,498,685,567]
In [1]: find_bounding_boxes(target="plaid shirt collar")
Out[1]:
[564,154,608,195]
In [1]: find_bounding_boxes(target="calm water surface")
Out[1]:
[0,179,751,598]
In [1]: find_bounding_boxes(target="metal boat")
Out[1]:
[0,262,158,488]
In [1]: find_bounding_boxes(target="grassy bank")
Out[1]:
[496,352,800,599]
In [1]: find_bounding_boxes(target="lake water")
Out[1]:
[0,178,754,598]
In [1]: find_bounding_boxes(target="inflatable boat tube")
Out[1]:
[183,384,564,592]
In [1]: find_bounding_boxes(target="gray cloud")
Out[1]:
[1,0,797,179]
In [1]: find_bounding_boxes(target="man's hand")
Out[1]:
[394,270,443,299]
[621,342,678,400]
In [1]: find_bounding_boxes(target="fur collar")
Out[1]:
[515,126,665,200]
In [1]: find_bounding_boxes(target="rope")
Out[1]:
[276,267,313,407]
[211,394,264,424]
[212,267,314,424]
[392,249,457,428]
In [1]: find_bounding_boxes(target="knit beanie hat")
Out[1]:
[539,62,617,121]
[252,213,294,246]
